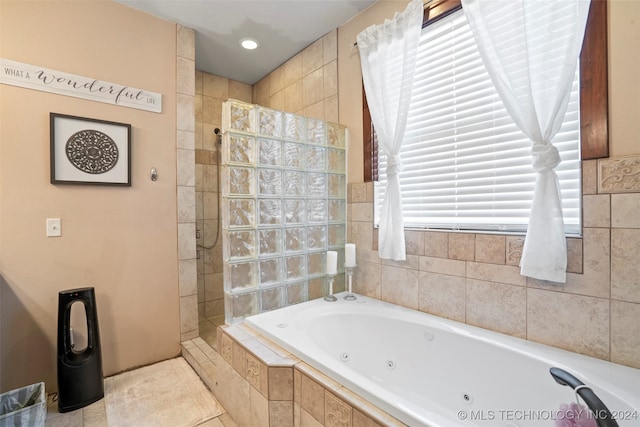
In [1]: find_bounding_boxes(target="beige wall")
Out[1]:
[339,0,640,369]
[609,0,640,157]
[0,0,181,391]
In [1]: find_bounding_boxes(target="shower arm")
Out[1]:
[549,367,619,427]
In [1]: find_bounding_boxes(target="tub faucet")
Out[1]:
[549,367,619,427]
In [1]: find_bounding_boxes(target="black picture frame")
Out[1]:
[50,113,131,186]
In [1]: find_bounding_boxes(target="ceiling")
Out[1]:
[115,0,377,85]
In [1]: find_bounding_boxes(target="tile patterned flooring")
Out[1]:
[44,357,236,427]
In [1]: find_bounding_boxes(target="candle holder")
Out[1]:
[324,274,337,302]
[344,265,357,301]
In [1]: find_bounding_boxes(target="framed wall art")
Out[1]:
[50,113,131,186]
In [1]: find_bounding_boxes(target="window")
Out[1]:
[364,0,608,235]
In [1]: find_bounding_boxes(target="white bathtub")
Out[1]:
[245,292,640,427]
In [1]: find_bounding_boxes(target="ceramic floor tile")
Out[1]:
[195,418,225,426]
[45,409,83,427]
[83,399,108,426]
[217,413,239,427]
[45,393,83,427]
[45,356,232,426]
[104,357,224,426]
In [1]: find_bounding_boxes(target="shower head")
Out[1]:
[214,128,222,144]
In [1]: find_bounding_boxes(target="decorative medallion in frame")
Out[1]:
[50,113,131,186]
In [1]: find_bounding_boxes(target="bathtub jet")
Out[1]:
[245,292,640,427]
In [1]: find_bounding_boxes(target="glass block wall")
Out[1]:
[221,100,347,323]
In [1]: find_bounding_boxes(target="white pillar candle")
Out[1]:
[345,243,356,267]
[326,250,338,275]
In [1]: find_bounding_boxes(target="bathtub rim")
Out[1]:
[244,292,640,427]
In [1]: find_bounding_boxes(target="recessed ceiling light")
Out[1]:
[240,38,259,50]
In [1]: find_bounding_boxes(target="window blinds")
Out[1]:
[374,8,581,235]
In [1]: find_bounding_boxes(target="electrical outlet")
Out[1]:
[46,218,61,237]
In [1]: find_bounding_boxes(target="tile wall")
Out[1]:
[193,29,340,331]
[253,30,338,123]
[183,326,407,427]
[179,21,639,426]
[194,71,252,325]
[176,25,199,342]
[348,156,640,369]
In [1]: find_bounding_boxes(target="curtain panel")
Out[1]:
[461,0,591,282]
[357,0,423,260]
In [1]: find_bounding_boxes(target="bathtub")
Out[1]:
[245,292,640,427]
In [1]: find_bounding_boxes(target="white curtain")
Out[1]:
[357,0,423,261]
[461,0,591,283]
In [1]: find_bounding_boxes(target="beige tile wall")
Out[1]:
[194,71,252,321]
[347,156,640,369]
[253,30,338,123]
[177,25,199,342]
[192,31,340,323]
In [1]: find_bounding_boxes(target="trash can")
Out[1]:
[57,287,104,413]
[0,382,46,427]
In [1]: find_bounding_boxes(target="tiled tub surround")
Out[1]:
[348,156,640,370]
[245,293,640,427]
[181,155,640,425]
[182,326,406,427]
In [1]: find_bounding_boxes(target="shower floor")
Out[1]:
[199,315,225,350]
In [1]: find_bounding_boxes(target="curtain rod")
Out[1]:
[351,0,436,48]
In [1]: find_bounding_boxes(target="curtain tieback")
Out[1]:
[387,155,403,176]
[531,143,561,172]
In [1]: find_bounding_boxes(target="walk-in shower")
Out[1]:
[195,126,226,348]
[220,100,348,323]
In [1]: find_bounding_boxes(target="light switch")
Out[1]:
[46,218,61,237]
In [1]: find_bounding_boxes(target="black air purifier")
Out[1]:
[57,287,104,412]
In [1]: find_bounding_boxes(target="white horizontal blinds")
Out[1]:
[374,8,581,234]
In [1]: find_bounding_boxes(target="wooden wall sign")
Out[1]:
[0,58,162,113]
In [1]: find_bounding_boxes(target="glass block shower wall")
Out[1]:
[221,100,347,323]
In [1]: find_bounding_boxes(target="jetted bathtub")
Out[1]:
[245,293,640,427]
